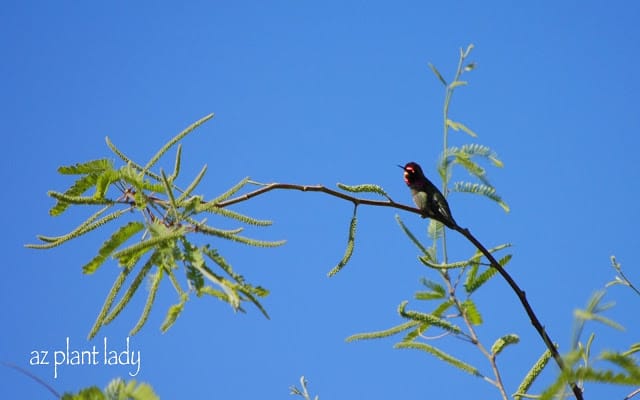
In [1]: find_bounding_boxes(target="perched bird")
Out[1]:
[399,161,459,230]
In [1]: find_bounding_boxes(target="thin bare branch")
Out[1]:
[625,387,640,400]
[2,362,60,399]
[214,182,427,217]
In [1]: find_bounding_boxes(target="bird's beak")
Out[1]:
[397,164,405,170]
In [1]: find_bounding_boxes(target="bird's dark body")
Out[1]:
[400,162,458,229]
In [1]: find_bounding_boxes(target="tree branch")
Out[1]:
[216,182,424,216]
[625,387,640,400]
[211,181,583,400]
[453,226,583,400]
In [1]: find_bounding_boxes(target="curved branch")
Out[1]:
[2,362,60,399]
[453,226,583,400]
[210,181,583,400]
[215,183,424,216]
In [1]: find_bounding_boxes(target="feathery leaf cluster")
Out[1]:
[28,114,284,338]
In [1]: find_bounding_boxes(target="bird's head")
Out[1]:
[398,162,424,186]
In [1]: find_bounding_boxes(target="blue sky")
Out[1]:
[2,2,639,399]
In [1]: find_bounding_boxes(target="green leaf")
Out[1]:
[204,206,273,227]
[581,332,596,364]
[463,143,500,159]
[419,256,474,270]
[117,245,154,270]
[452,181,510,212]
[574,310,625,331]
[432,299,454,317]
[403,300,455,340]
[27,206,130,249]
[49,174,100,216]
[600,351,640,379]
[466,265,499,294]
[491,334,520,356]
[88,266,134,339]
[395,342,482,377]
[105,137,163,183]
[328,209,357,277]
[415,278,446,300]
[196,266,240,310]
[212,176,250,203]
[160,169,179,222]
[48,191,115,207]
[176,164,208,203]
[195,224,286,247]
[398,301,461,334]
[587,290,617,313]
[605,276,628,289]
[182,196,203,216]
[61,386,105,400]
[415,291,445,301]
[337,183,390,198]
[160,293,188,333]
[427,218,444,241]
[198,285,234,304]
[118,164,166,194]
[202,245,270,317]
[461,299,482,325]
[143,113,214,172]
[395,215,431,258]
[448,81,468,90]
[454,154,488,183]
[446,119,476,137]
[573,290,624,334]
[130,268,164,336]
[83,222,145,274]
[442,143,504,171]
[577,364,640,385]
[428,63,448,86]
[622,343,640,357]
[102,259,155,325]
[346,321,419,342]
[464,253,512,294]
[514,349,552,400]
[168,144,182,182]
[58,159,113,175]
[94,169,120,199]
[104,378,159,400]
[237,286,270,319]
[113,227,185,263]
[202,246,241,281]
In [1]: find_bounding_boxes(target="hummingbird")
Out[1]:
[399,161,459,230]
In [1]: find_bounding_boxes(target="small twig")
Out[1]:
[625,387,640,400]
[211,181,583,400]
[2,362,60,399]
[419,331,452,341]
[616,268,640,296]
